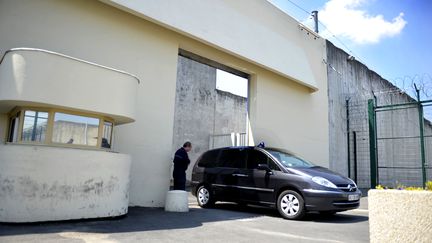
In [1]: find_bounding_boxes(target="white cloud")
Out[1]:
[318,0,407,44]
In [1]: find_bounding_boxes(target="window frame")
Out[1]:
[21,110,49,143]
[101,121,114,149]
[6,106,115,150]
[253,148,282,171]
[7,109,21,143]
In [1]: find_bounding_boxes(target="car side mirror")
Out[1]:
[257,164,273,174]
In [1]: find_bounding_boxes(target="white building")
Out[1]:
[0,0,328,222]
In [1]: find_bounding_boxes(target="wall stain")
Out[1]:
[0,175,121,200]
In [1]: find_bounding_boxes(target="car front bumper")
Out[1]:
[301,188,362,212]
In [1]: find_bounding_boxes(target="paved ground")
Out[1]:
[0,194,369,243]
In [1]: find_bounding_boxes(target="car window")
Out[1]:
[197,150,220,168]
[247,149,280,171]
[268,160,281,171]
[218,149,247,168]
[266,149,314,168]
[247,150,268,169]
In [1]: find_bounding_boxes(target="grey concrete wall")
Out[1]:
[172,56,247,180]
[327,41,432,188]
[215,89,247,135]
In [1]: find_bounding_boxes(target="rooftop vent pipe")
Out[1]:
[311,10,319,33]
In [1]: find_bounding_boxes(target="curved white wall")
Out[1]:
[0,49,138,124]
[0,144,131,223]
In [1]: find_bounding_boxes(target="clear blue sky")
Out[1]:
[269,0,432,99]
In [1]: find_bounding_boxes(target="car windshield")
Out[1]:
[266,149,315,168]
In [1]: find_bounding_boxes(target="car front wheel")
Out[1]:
[277,190,305,220]
[197,185,215,208]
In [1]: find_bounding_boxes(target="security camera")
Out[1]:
[347,55,355,61]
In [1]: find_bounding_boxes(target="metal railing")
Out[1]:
[209,132,247,149]
[0,47,140,84]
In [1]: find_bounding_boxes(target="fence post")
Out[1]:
[368,99,377,188]
[230,133,236,146]
[353,131,358,184]
[346,99,351,178]
[415,88,427,188]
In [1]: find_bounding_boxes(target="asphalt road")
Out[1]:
[0,194,369,243]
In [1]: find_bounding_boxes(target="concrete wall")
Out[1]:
[248,69,329,166]
[102,0,321,90]
[1,0,329,207]
[0,144,130,223]
[215,90,248,135]
[327,41,432,188]
[368,190,432,243]
[172,56,247,180]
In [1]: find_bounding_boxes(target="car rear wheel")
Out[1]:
[197,185,215,208]
[277,190,305,220]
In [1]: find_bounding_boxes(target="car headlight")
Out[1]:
[349,178,358,187]
[312,176,337,188]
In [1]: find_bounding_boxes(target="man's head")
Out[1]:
[183,141,192,152]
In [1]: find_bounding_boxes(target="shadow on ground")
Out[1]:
[0,202,367,237]
[214,203,368,223]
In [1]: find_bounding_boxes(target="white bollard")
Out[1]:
[165,190,189,212]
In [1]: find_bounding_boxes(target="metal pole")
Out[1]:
[346,99,351,178]
[31,111,38,141]
[368,99,377,188]
[84,122,88,145]
[353,131,358,184]
[311,11,319,33]
[374,95,379,186]
[415,86,427,188]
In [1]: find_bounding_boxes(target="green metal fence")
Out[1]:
[368,89,432,188]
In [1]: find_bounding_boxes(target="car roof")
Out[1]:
[206,146,254,151]
[206,146,294,155]
[263,147,295,154]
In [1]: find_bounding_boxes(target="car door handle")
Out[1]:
[232,173,249,177]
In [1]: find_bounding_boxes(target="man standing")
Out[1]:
[173,141,192,190]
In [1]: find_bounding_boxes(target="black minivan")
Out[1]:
[191,146,361,220]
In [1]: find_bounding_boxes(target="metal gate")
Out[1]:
[368,88,432,188]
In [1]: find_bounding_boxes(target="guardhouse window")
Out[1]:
[21,111,48,142]
[102,121,113,149]
[6,107,114,150]
[7,112,20,143]
[52,113,100,146]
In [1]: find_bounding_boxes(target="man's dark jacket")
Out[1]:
[173,147,190,175]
